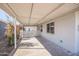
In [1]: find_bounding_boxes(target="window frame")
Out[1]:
[47,22,55,34]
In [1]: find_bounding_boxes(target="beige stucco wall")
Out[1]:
[40,12,76,53]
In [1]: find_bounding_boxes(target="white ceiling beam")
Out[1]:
[17,16,39,19]
[6,3,23,24]
[28,3,34,25]
[35,3,64,25]
[0,4,15,18]
[39,6,79,25]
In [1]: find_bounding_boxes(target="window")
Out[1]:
[47,22,55,34]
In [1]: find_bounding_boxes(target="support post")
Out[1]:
[14,17,17,48]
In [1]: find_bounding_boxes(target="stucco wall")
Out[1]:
[40,13,76,53]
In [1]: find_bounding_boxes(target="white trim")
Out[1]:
[14,17,17,48]
[74,12,77,54]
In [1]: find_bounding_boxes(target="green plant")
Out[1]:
[8,34,14,46]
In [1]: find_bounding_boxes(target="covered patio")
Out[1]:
[0,3,79,56]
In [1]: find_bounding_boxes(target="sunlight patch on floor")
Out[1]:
[14,37,51,56]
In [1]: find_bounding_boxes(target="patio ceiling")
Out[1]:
[0,3,79,25]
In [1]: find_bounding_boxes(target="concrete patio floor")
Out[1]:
[14,37,51,56]
[36,36,74,56]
